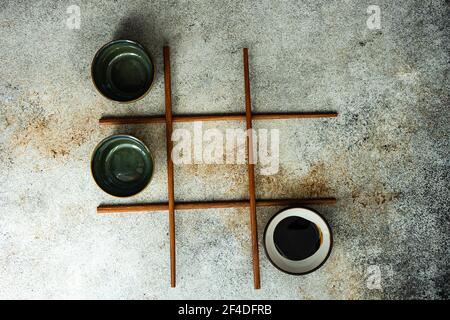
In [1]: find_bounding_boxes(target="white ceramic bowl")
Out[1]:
[264,207,332,275]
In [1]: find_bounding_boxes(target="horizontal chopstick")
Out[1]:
[99,112,338,125]
[97,198,337,213]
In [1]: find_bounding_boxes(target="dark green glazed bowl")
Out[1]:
[91,135,154,197]
[91,40,155,102]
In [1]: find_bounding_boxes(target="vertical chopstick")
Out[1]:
[164,46,176,288]
[243,48,261,289]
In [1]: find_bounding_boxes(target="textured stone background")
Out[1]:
[0,0,448,299]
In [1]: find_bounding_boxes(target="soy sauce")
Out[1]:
[273,216,321,261]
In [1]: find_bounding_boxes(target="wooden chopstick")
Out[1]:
[96,198,337,213]
[243,48,261,290]
[99,112,338,125]
[96,46,339,290]
[163,46,176,288]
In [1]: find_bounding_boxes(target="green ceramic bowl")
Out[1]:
[91,40,155,102]
[91,135,154,197]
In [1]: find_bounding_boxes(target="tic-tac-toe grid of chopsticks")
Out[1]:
[97,46,338,289]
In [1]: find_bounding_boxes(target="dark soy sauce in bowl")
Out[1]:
[273,216,321,261]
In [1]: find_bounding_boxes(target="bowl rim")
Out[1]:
[263,206,333,275]
[90,134,155,198]
[91,39,156,103]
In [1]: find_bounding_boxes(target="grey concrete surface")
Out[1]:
[0,0,448,299]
